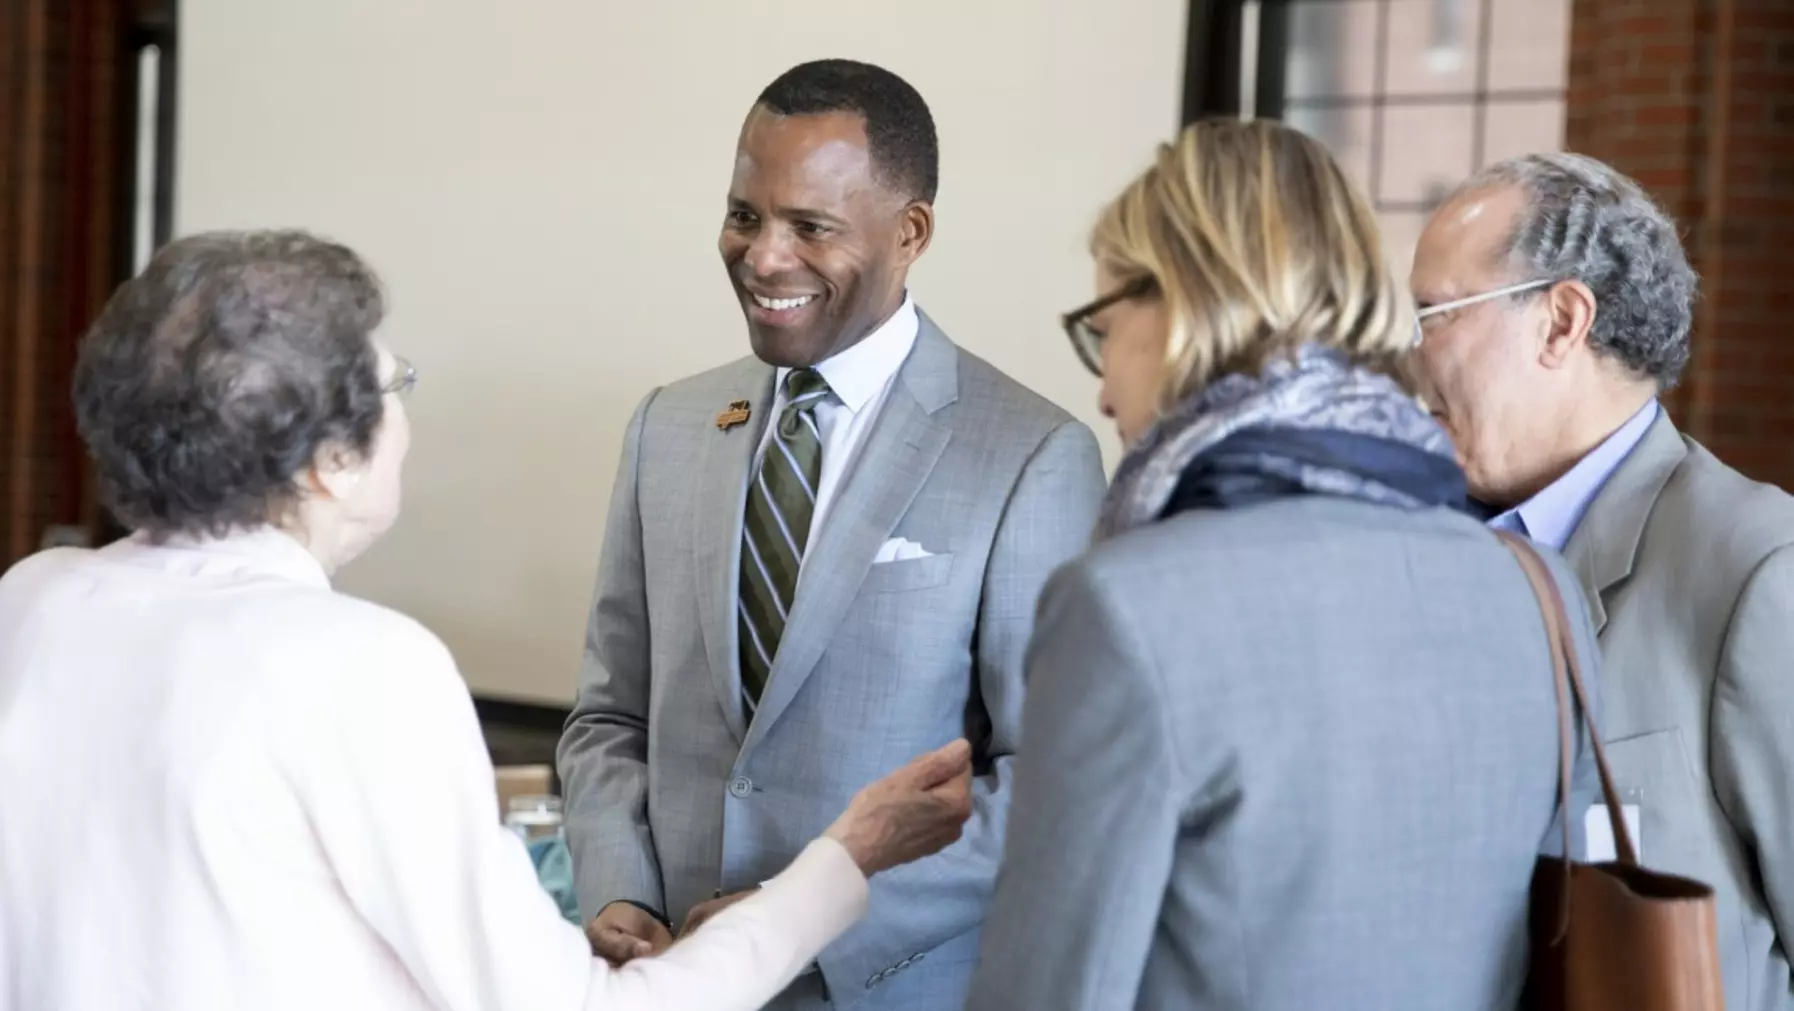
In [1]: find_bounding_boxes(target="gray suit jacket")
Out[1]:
[1563,413,1794,1011]
[969,497,1603,1011]
[558,312,1106,1010]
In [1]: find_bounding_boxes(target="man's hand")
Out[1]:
[586,902,674,967]
[679,888,760,939]
[825,738,974,876]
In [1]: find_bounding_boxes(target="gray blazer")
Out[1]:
[1565,413,1794,1011]
[968,496,1602,1011]
[558,313,1105,1010]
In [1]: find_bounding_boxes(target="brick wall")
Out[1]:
[1566,0,1794,490]
[0,0,121,568]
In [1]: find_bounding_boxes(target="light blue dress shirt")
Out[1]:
[1488,400,1660,550]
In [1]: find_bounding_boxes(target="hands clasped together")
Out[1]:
[586,739,974,966]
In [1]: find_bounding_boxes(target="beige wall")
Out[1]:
[177,0,1185,703]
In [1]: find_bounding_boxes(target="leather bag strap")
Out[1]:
[1495,531,1637,866]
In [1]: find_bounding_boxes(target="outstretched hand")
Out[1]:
[824,739,974,876]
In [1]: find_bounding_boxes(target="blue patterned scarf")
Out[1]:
[1095,345,1466,541]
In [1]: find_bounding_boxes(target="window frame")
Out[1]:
[1183,0,1568,216]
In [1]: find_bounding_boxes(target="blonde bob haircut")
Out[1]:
[1091,118,1416,407]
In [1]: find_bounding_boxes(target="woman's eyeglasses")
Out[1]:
[383,355,418,399]
[1061,275,1157,377]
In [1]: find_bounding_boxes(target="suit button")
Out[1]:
[728,777,753,798]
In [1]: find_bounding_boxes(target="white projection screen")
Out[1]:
[177,0,1186,703]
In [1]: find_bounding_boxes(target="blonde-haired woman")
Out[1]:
[966,120,1600,1010]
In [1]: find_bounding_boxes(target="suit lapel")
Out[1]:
[1562,411,1687,634]
[694,364,777,743]
[741,317,960,755]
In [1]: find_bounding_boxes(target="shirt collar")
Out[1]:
[103,525,332,590]
[777,295,919,414]
[1493,399,1660,551]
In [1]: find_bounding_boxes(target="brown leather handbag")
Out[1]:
[1497,532,1725,1011]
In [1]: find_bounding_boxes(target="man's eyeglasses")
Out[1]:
[1061,275,1157,377]
[1413,278,1555,347]
[383,355,418,399]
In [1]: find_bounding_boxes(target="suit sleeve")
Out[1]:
[557,390,666,922]
[1709,545,1794,950]
[967,558,1184,1011]
[817,419,1107,999]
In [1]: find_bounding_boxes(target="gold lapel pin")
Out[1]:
[715,399,752,431]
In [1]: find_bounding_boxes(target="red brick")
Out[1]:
[1612,72,1687,98]
[1637,41,1698,67]
[1607,133,1684,161]
[1737,8,1794,33]
[1765,290,1794,322]
[1718,383,1794,410]
[1724,193,1794,218]
[1635,103,1700,127]
[1705,343,1765,373]
[1574,0,1794,490]
[1727,253,1785,279]
[1615,14,1676,38]
[1732,70,1794,95]
[1732,40,1770,68]
[1630,166,1694,189]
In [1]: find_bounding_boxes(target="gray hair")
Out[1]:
[1454,152,1697,388]
[74,230,387,541]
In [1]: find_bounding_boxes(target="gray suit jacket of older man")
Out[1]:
[968,496,1603,1011]
[558,312,1106,1010]
[1562,413,1794,1011]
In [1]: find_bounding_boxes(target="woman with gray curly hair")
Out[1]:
[0,230,971,1011]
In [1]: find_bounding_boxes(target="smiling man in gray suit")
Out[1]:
[557,59,1105,1010]
[1412,152,1794,1011]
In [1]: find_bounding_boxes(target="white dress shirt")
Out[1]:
[0,529,867,1011]
[755,295,919,543]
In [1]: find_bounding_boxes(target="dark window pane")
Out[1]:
[1284,0,1378,100]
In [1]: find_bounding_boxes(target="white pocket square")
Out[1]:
[872,537,935,564]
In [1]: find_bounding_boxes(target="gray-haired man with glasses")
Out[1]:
[1410,151,1794,1011]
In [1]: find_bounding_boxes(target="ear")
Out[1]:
[305,442,366,502]
[1539,279,1598,369]
[894,200,934,268]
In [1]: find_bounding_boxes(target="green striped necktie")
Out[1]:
[738,368,830,708]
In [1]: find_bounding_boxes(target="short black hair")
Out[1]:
[757,59,939,203]
[73,230,387,541]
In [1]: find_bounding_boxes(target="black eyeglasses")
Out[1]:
[1061,275,1157,377]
